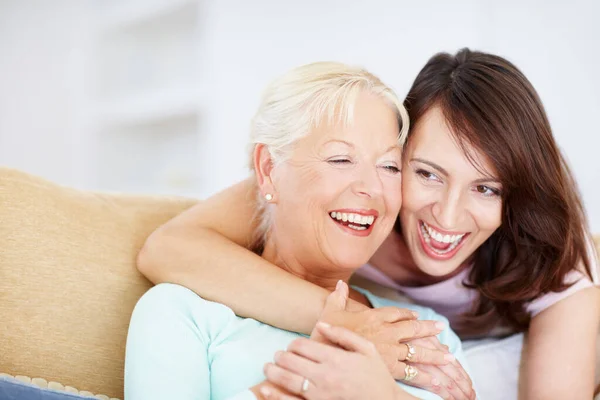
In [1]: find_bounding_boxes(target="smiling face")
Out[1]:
[400,106,503,277]
[264,92,403,274]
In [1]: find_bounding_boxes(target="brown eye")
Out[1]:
[475,185,500,197]
[416,169,439,181]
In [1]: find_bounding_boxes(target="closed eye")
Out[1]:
[328,158,352,164]
[382,165,401,174]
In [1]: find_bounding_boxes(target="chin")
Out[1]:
[413,249,468,277]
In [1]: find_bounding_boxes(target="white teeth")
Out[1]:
[329,212,376,227]
[421,221,466,247]
[347,224,367,231]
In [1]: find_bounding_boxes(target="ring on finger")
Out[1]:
[405,342,416,362]
[300,377,310,393]
[403,364,419,382]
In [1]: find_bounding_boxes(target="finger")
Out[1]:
[274,350,320,382]
[416,337,473,390]
[314,322,376,355]
[423,336,472,386]
[392,319,446,341]
[322,280,349,314]
[452,358,473,387]
[438,362,475,399]
[394,363,441,392]
[259,384,303,400]
[376,306,418,323]
[264,363,313,397]
[410,337,439,350]
[286,337,339,363]
[398,342,451,365]
[408,364,455,400]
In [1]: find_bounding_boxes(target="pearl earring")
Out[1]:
[265,193,273,201]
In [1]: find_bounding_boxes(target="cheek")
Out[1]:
[472,201,502,232]
[279,165,349,211]
[381,175,403,212]
[401,175,432,213]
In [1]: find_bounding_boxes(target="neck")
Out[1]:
[261,236,353,292]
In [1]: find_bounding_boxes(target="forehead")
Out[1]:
[409,107,497,177]
[307,92,401,149]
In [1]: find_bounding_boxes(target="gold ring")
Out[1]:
[403,364,418,382]
[301,378,310,393]
[405,342,416,362]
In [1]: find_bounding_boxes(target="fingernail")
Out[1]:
[336,280,343,290]
[432,378,440,386]
[435,321,446,330]
[444,353,455,362]
[318,321,331,329]
[274,351,282,362]
[411,311,419,318]
[260,386,271,398]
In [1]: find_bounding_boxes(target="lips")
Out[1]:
[417,220,470,261]
[329,209,379,237]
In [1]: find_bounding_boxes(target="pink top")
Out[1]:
[355,237,599,328]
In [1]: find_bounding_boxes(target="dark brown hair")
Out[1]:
[402,48,593,335]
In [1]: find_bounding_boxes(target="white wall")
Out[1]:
[1,0,599,231]
[0,1,89,188]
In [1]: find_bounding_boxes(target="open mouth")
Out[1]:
[419,220,469,258]
[329,211,376,232]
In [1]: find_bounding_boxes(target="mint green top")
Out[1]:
[125,283,468,400]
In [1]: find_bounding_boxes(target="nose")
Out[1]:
[351,163,384,198]
[432,187,463,230]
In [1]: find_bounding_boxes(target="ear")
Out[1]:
[253,144,277,202]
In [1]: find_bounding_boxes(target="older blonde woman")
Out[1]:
[124,62,473,400]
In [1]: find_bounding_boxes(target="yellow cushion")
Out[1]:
[0,168,196,399]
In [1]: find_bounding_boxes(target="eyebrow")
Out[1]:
[324,140,400,154]
[324,139,354,148]
[411,157,501,184]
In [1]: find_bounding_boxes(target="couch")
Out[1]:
[1,167,599,399]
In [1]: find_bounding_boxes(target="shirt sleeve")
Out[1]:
[226,390,257,400]
[125,283,235,400]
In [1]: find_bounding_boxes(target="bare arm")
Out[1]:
[137,178,331,334]
[520,286,600,399]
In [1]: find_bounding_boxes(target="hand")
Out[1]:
[263,323,418,400]
[312,281,453,380]
[407,337,476,400]
[251,381,302,400]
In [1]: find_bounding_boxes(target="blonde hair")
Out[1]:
[249,61,408,168]
[248,61,409,251]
